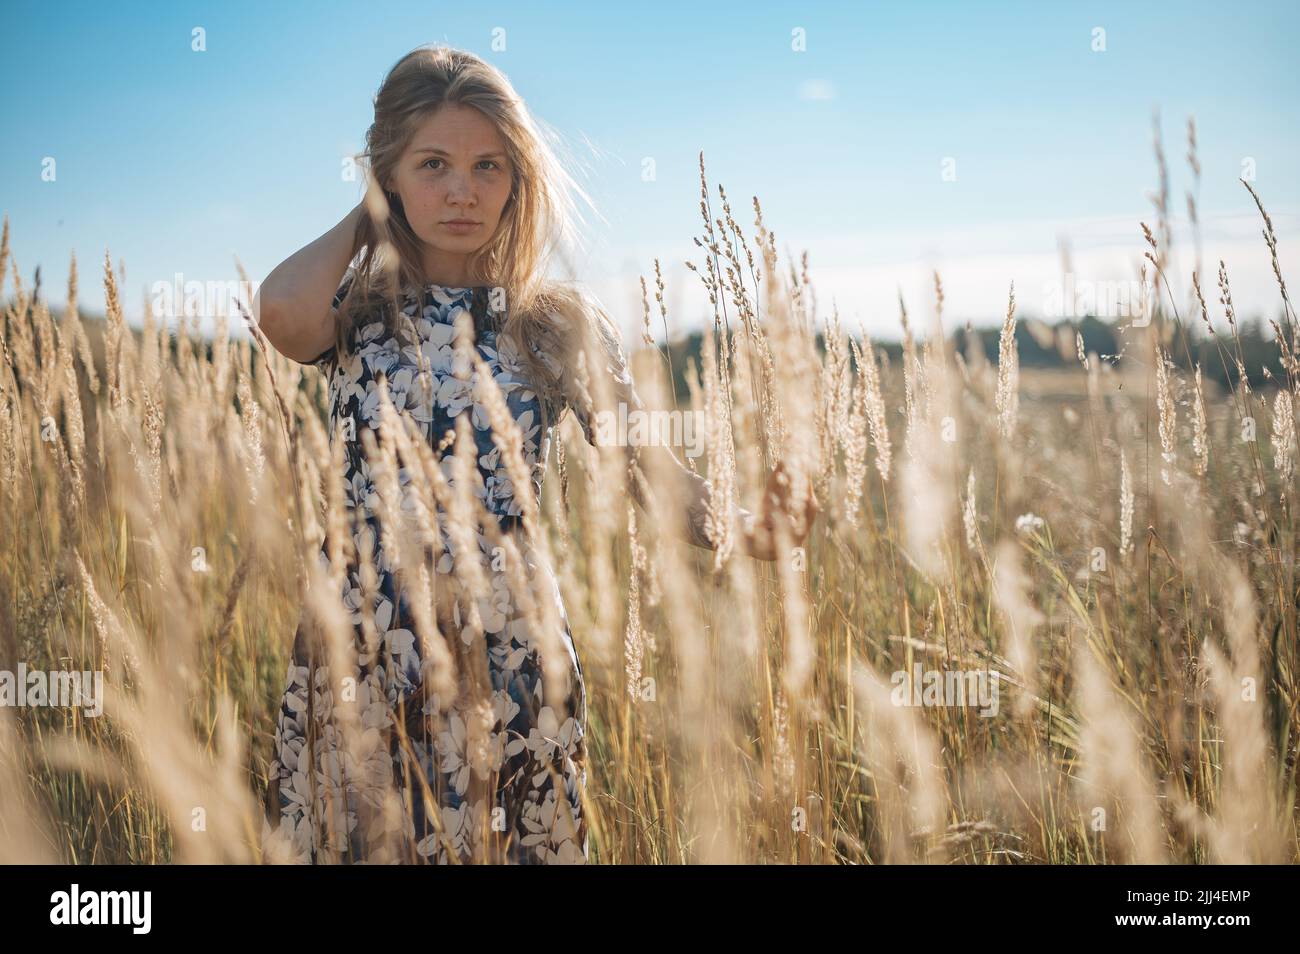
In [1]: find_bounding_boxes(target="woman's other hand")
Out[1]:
[743,460,820,561]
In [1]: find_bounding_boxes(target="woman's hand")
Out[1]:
[742,461,820,561]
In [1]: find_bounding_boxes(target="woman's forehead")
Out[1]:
[405,105,507,155]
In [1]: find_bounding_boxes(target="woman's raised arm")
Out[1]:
[255,202,364,364]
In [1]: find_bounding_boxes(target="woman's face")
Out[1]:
[386,103,514,285]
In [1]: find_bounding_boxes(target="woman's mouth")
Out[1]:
[441,220,481,234]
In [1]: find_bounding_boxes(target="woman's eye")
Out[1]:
[423,158,500,171]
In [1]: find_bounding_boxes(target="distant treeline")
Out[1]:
[656,312,1288,398]
[951,314,1287,391]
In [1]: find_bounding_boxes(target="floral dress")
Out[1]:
[261,276,630,865]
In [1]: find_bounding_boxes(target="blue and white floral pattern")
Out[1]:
[262,279,612,865]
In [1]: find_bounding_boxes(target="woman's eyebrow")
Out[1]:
[411,146,507,159]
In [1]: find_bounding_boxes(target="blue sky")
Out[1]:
[2,0,1297,343]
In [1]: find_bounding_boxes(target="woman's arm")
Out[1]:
[623,439,768,557]
[560,301,812,561]
[625,442,821,561]
[255,202,364,364]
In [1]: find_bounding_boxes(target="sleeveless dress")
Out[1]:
[261,276,631,865]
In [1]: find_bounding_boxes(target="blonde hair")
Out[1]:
[334,43,622,429]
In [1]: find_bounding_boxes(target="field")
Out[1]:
[1,161,1297,865]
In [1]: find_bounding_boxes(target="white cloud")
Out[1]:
[798,79,836,101]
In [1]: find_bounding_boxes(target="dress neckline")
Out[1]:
[424,282,478,296]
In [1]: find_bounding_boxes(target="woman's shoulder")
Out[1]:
[522,280,643,438]
[334,268,420,339]
[527,281,623,354]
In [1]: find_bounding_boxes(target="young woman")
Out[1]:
[255,45,817,865]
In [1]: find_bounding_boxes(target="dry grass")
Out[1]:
[1,144,1298,864]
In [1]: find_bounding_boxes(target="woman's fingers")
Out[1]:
[752,465,818,558]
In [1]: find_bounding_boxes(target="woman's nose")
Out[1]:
[446,174,476,204]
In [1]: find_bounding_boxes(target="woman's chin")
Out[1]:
[420,234,485,253]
